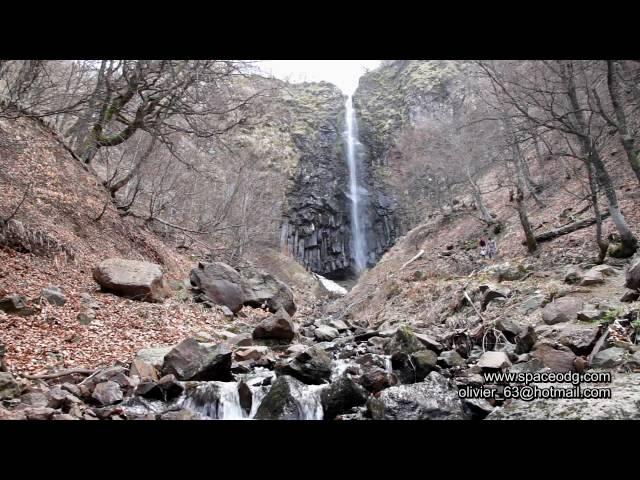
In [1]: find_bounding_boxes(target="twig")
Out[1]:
[401,249,425,270]
[23,368,96,380]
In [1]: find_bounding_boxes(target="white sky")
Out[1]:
[256,60,381,95]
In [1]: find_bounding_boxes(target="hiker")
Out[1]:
[479,239,487,258]
[487,238,497,259]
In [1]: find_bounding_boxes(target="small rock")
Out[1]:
[221,306,235,318]
[77,310,96,325]
[160,409,203,420]
[580,269,605,286]
[24,407,57,420]
[564,266,583,285]
[92,381,123,406]
[314,325,340,342]
[439,350,466,368]
[477,351,511,370]
[41,286,66,306]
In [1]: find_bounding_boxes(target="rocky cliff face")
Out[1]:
[353,60,467,237]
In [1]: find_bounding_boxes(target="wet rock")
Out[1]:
[238,381,252,416]
[541,297,584,325]
[275,345,332,385]
[0,372,21,400]
[621,290,640,302]
[518,294,546,314]
[477,351,511,370]
[531,343,576,372]
[392,349,440,383]
[255,375,322,420]
[162,338,232,381]
[252,308,295,343]
[91,381,123,406]
[321,374,369,419]
[41,286,66,306]
[438,350,465,368]
[367,372,467,420]
[591,347,627,369]
[314,325,340,342]
[93,258,168,302]
[487,373,640,419]
[625,255,640,291]
[160,409,203,420]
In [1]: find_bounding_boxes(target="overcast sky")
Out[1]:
[257,60,381,95]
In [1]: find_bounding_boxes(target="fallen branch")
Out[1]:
[401,249,425,270]
[524,212,611,244]
[23,368,95,380]
[463,289,486,324]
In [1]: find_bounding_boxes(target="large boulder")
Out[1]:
[557,324,602,356]
[254,375,323,420]
[252,308,295,342]
[384,325,425,356]
[93,258,167,302]
[367,372,467,420]
[240,267,296,316]
[190,262,296,315]
[626,255,640,291]
[541,297,584,325]
[162,338,232,381]
[320,374,369,419]
[275,345,332,385]
[487,373,640,419]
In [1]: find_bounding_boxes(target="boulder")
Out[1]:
[234,346,272,363]
[329,319,350,332]
[621,290,640,303]
[320,374,369,420]
[625,255,640,291]
[41,286,66,306]
[518,294,546,314]
[129,359,159,382]
[480,284,511,310]
[0,294,33,315]
[134,346,174,370]
[314,274,348,298]
[531,343,576,372]
[0,372,21,400]
[580,268,605,286]
[591,347,627,369]
[190,262,245,313]
[414,333,443,353]
[254,375,323,420]
[541,297,584,325]
[238,381,252,416]
[477,351,511,370]
[275,345,332,385]
[577,309,605,322]
[384,325,424,356]
[252,308,295,342]
[557,324,601,356]
[438,350,466,368]
[494,318,522,339]
[24,407,57,420]
[367,372,467,420]
[487,373,640,419]
[91,381,123,406]
[515,325,537,354]
[240,267,296,316]
[136,374,184,401]
[314,325,340,342]
[564,266,583,285]
[162,338,232,381]
[93,258,167,302]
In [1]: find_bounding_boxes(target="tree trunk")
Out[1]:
[515,185,537,253]
[607,60,640,184]
[586,161,609,263]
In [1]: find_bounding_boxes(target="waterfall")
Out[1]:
[344,95,368,273]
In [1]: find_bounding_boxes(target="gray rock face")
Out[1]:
[275,345,332,385]
[626,255,640,291]
[92,381,123,406]
[161,338,232,381]
[591,347,627,369]
[541,297,584,325]
[367,372,467,420]
[93,258,167,302]
[0,372,21,400]
[41,286,66,306]
[320,374,369,419]
[487,374,640,419]
[252,308,295,342]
